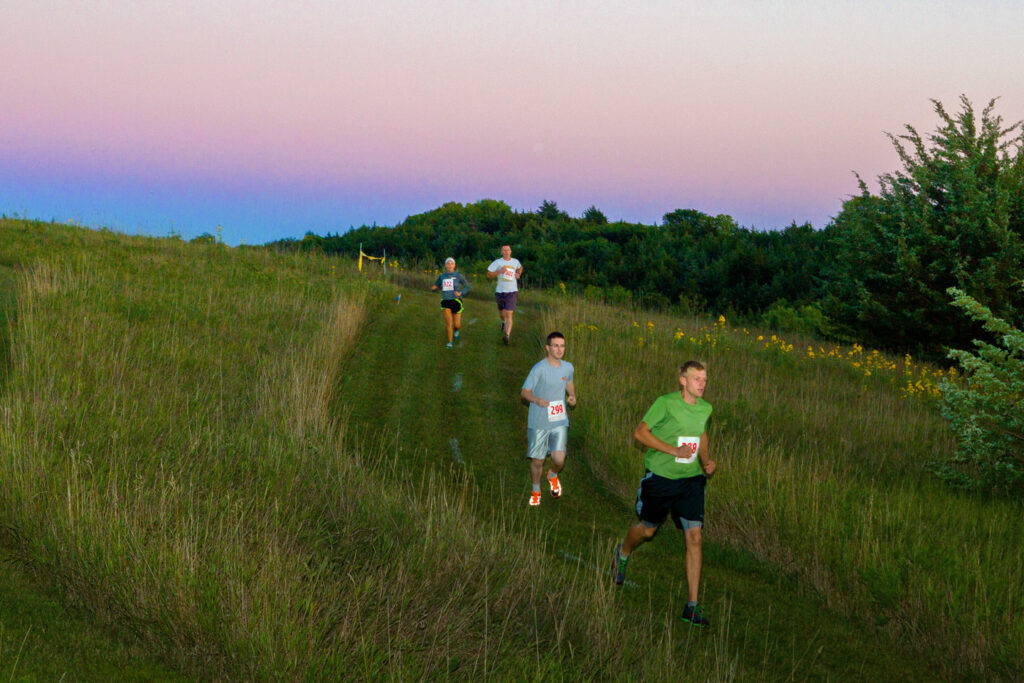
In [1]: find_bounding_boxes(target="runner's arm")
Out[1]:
[633,422,687,459]
[521,388,549,408]
[566,380,577,407]
[698,431,715,477]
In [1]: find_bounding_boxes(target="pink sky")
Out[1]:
[2,1,1023,244]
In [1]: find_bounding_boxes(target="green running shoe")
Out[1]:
[681,603,710,628]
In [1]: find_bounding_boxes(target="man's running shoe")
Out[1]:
[503,334,510,345]
[548,473,562,498]
[454,329,460,340]
[528,491,541,506]
[681,603,710,628]
[612,543,628,586]
[445,342,453,349]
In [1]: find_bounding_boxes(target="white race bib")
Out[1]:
[547,399,566,422]
[675,436,700,464]
[500,267,515,281]
[442,278,455,292]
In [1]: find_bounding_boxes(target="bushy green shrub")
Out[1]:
[761,299,833,337]
[934,287,1024,495]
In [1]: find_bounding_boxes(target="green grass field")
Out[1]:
[0,218,1020,680]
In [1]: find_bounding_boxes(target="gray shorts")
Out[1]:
[526,426,568,460]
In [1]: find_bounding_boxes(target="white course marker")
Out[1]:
[449,437,465,465]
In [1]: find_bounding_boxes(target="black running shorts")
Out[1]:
[441,298,464,314]
[634,471,706,529]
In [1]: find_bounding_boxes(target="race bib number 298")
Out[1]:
[675,436,700,464]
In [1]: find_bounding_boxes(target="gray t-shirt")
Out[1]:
[433,272,470,300]
[522,358,574,429]
[487,257,522,293]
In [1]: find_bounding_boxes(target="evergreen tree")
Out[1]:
[935,287,1024,496]
[582,205,608,224]
[826,96,1024,357]
[537,199,567,220]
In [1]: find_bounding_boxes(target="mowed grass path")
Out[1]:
[339,280,940,681]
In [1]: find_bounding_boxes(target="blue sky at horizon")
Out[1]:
[2,1,1023,245]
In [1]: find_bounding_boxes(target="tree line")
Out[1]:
[271,97,1024,362]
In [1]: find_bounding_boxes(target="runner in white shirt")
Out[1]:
[520,331,577,506]
[486,244,523,345]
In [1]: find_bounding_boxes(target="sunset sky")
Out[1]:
[2,1,1023,245]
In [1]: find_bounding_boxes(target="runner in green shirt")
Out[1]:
[611,360,717,627]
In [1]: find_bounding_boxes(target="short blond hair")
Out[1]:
[679,360,705,375]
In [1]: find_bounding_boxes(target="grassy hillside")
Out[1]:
[0,218,1019,679]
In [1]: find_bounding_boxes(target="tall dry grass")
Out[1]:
[545,294,1023,678]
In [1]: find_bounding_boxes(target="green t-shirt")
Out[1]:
[641,392,712,479]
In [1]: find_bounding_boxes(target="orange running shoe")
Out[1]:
[548,473,562,498]
[529,491,541,506]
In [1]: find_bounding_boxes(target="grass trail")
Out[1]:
[338,281,940,681]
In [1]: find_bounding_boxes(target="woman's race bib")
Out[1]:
[442,278,455,292]
[547,399,566,422]
[675,436,700,464]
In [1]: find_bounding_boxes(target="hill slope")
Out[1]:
[1,220,1019,679]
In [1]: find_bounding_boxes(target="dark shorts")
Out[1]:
[495,291,518,312]
[635,471,706,529]
[441,298,464,314]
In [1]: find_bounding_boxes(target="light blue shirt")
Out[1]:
[522,359,574,429]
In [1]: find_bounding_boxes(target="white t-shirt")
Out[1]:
[487,257,522,293]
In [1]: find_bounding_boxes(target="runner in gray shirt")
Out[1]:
[520,331,577,506]
[430,257,470,348]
